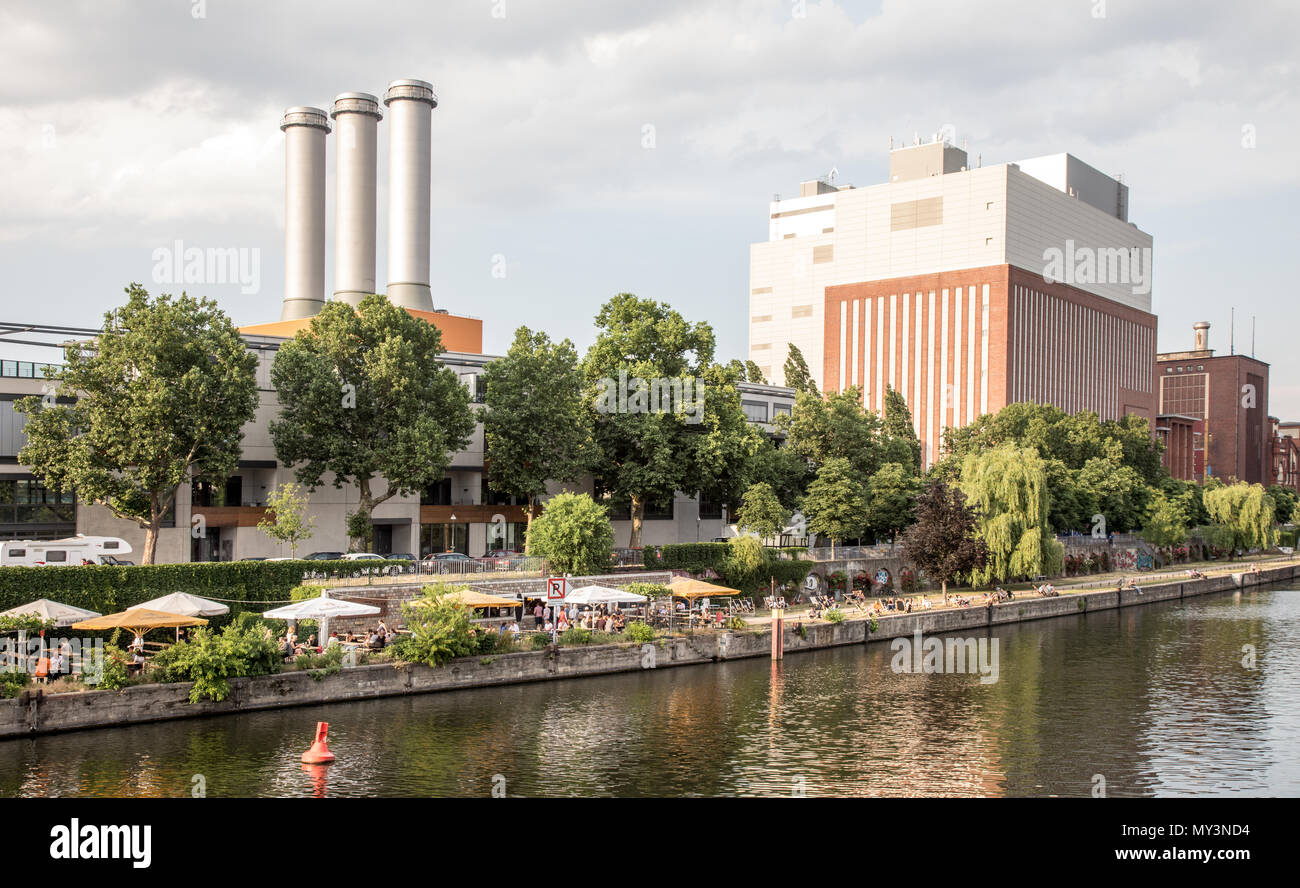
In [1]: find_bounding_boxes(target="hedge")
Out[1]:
[0,560,393,622]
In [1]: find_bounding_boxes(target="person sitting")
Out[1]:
[128,649,146,675]
[919,595,931,610]
[327,631,341,647]
[366,629,383,650]
[508,621,521,636]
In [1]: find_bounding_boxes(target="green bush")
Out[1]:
[625,621,656,643]
[558,626,592,646]
[824,608,846,624]
[386,584,480,667]
[0,669,29,698]
[529,633,553,650]
[149,622,282,702]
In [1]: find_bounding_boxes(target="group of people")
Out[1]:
[1035,582,1059,597]
[324,621,396,652]
[870,596,914,615]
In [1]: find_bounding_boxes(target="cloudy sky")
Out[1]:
[1,0,1297,415]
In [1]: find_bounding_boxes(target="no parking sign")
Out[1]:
[546,576,568,602]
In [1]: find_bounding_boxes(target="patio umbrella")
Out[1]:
[410,588,520,610]
[70,608,209,649]
[564,584,648,605]
[666,578,740,599]
[262,591,380,643]
[1,599,101,628]
[132,592,230,618]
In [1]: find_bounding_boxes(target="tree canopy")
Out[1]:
[269,293,474,550]
[16,284,258,563]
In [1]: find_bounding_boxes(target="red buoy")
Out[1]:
[301,721,335,764]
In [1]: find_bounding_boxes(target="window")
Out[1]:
[698,496,724,520]
[774,403,793,417]
[742,400,769,423]
[421,478,453,505]
[45,550,67,563]
[813,245,834,264]
[9,548,24,558]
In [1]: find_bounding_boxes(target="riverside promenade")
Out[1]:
[2,561,1296,739]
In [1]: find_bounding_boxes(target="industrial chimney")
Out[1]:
[280,107,330,321]
[1193,321,1211,352]
[383,79,437,312]
[330,93,382,307]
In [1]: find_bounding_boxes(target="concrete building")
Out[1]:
[0,78,798,558]
[1155,322,1271,485]
[750,139,1158,466]
[1273,418,1300,494]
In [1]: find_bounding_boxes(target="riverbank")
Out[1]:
[2,562,1294,739]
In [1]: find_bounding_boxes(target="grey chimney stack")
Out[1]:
[383,79,437,312]
[330,93,382,307]
[279,106,330,321]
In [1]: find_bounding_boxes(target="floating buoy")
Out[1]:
[301,721,335,764]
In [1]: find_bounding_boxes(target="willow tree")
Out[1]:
[269,294,474,551]
[1204,482,1277,557]
[959,444,1062,585]
[16,285,258,563]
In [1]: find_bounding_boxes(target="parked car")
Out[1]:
[385,552,416,561]
[341,552,384,561]
[240,557,267,562]
[481,549,521,567]
[302,551,344,560]
[99,555,135,566]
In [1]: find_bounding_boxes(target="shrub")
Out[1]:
[150,622,282,702]
[0,669,29,699]
[558,626,592,646]
[625,621,656,644]
[386,584,480,667]
[529,633,553,651]
[824,608,846,624]
[726,616,747,630]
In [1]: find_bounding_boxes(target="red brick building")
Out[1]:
[823,264,1158,466]
[1155,322,1270,485]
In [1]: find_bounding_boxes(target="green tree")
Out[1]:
[899,478,987,597]
[1266,484,1299,527]
[864,462,919,542]
[1140,491,1188,548]
[16,285,258,563]
[583,294,755,547]
[778,386,886,480]
[525,491,615,575]
[1204,482,1277,557]
[257,482,316,558]
[269,294,474,551]
[782,343,820,397]
[735,481,789,540]
[745,360,768,385]
[801,457,867,556]
[480,327,592,535]
[959,444,1061,585]
[1077,457,1152,534]
[882,386,922,475]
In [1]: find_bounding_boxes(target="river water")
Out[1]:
[2,585,1297,797]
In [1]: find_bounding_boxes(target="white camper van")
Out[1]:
[0,535,134,567]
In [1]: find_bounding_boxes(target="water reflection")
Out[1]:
[1,586,1296,797]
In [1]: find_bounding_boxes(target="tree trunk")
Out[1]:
[142,520,160,565]
[351,480,376,553]
[941,579,948,603]
[629,493,645,549]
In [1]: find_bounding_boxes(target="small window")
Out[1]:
[742,401,770,423]
[10,548,25,558]
[774,404,793,417]
[45,550,67,563]
[103,541,119,550]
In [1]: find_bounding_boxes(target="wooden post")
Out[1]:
[770,611,784,660]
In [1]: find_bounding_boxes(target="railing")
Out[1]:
[302,555,545,582]
[610,548,645,568]
[804,544,898,562]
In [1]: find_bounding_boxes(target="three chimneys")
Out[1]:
[279,79,437,321]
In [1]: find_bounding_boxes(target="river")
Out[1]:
[2,584,1297,797]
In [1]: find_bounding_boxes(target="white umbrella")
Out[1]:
[564,584,648,605]
[263,591,380,644]
[0,598,101,628]
[131,592,230,618]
